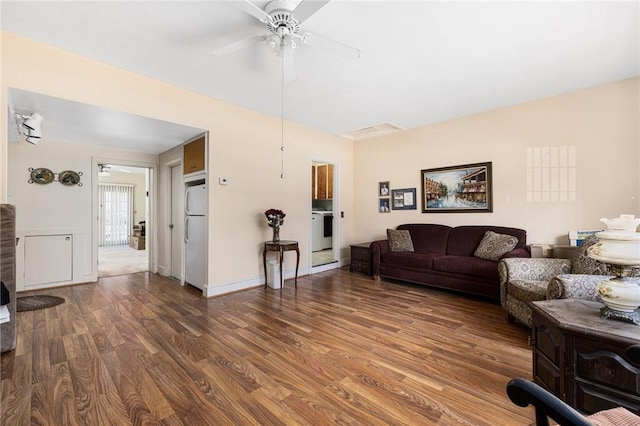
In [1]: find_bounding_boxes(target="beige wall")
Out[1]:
[7,138,157,288]
[354,78,640,245]
[3,30,638,294]
[1,31,355,294]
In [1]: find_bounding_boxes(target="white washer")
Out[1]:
[312,213,323,252]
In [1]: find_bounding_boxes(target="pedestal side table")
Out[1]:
[263,240,299,289]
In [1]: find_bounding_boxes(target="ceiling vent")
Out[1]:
[340,122,405,141]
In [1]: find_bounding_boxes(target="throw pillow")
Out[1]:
[387,229,414,252]
[474,230,518,261]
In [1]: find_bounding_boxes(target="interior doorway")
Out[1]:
[311,161,337,268]
[97,163,150,278]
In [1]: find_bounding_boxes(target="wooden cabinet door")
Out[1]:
[312,164,334,199]
[183,136,206,175]
[311,166,317,199]
[327,164,333,199]
[25,234,73,287]
[532,315,563,397]
[317,165,327,199]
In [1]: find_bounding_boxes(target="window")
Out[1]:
[98,184,134,246]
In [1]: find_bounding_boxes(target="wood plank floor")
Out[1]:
[1,269,534,425]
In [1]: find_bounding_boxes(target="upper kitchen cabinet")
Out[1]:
[183,134,207,177]
[312,164,333,199]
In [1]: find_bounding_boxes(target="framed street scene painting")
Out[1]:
[421,162,492,213]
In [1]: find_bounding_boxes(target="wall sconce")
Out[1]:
[16,112,44,145]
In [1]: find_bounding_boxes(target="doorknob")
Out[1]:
[169,224,174,229]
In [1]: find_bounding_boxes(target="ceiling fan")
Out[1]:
[212,0,360,81]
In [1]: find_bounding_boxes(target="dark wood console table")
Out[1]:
[263,240,299,290]
[531,299,640,415]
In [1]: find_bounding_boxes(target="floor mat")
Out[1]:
[16,295,65,312]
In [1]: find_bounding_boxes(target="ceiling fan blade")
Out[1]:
[302,32,361,59]
[211,34,267,56]
[291,0,331,24]
[240,0,272,23]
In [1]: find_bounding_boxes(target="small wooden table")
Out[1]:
[263,240,299,289]
[531,299,640,415]
[350,242,372,275]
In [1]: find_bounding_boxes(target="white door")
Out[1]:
[170,165,183,280]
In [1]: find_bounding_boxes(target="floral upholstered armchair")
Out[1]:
[498,236,613,327]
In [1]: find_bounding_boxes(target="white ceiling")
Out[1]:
[2,1,639,150]
[9,88,205,154]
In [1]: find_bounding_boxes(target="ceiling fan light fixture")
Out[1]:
[266,34,281,51]
[98,164,111,176]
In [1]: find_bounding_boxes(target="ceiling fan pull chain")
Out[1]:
[281,50,285,179]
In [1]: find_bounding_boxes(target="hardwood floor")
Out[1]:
[1,269,534,425]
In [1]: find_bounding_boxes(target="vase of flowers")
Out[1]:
[265,209,286,243]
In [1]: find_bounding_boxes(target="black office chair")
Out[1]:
[506,378,591,426]
[507,378,640,426]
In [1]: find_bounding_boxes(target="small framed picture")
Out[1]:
[391,188,417,210]
[379,198,391,213]
[379,181,390,197]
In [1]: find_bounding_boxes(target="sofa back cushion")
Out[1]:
[397,224,451,254]
[447,226,527,257]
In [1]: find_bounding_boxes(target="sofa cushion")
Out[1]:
[397,224,450,254]
[447,226,527,257]
[387,229,414,252]
[474,230,519,261]
[381,252,437,269]
[433,255,498,280]
[571,235,609,275]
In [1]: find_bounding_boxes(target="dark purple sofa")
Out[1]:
[370,224,530,300]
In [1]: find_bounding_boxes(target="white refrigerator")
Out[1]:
[184,184,207,290]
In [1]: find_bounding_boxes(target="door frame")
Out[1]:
[310,158,340,274]
[92,156,158,281]
[163,158,183,279]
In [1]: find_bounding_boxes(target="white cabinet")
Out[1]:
[24,234,73,287]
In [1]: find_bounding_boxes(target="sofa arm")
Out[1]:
[369,239,389,278]
[547,274,613,301]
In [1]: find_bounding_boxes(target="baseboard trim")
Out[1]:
[203,267,313,298]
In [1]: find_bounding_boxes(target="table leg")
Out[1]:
[279,248,284,290]
[294,246,299,287]
[262,245,267,288]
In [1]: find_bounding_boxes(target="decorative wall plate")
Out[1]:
[59,170,83,186]
[28,167,54,184]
